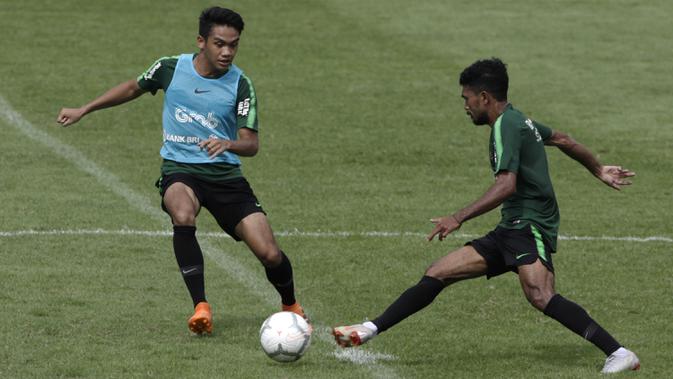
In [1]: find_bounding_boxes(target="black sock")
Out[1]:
[173,225,206,307]
[264,251,296,306]
[543,294,621,356]
[372,276,446,334]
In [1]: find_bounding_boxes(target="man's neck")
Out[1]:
[488,101,510,127]
[193,53,227,78]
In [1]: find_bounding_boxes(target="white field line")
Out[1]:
[0,95,398,378]
[0,228,672,244]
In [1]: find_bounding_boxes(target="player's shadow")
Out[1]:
[405,342,596,370]
[205,313,263,339]
[502,343,595,366]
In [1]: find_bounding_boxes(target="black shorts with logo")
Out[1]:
[466,224,554,279]
[156,173,265,241]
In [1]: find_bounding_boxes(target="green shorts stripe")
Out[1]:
[530,225,547,262]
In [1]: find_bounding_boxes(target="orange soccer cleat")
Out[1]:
[282,302,310,324]
[188,302,212,335]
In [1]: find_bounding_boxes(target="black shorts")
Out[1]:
[156,173,265,241]
[467,224,554,279]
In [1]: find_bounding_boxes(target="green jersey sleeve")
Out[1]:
[236,74,258,131]
[533,120,553,141]
[137,56,179,95]
[493,113,522,174]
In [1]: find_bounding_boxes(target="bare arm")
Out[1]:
[427,171,517,241]
[56,79,146,127]
[545,130,635,190]
[198,127,259,159]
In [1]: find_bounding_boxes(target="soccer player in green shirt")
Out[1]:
[333,58,639,374]
[56,7,307,335]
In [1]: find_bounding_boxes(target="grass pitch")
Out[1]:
[1,0,672,378]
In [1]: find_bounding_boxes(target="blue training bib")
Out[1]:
[160,54,243,165]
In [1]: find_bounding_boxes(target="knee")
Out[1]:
[424,263,451,283]
[257,246,282,267]
[524,287,555,311]
[171,210,196,226]
[424,264,442,280]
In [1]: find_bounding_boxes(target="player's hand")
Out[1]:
[198,138,232,159]
[598,165,635,190]
[56,107,86,127]
[427,215,461,241]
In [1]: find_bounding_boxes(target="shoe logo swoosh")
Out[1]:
[182,267,198,275]
[194,88,211,94]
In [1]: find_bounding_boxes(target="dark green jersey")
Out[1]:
[136,54,258,181]
[490,104,559,251]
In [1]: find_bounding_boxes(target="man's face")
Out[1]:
[198,25,240,72]
[461,86,489,125]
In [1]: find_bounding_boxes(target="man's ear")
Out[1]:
[479,91,490,105]
[197,35,206,50]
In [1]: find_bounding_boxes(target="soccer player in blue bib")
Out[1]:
[333,58,639,374]
[57,7,307,334]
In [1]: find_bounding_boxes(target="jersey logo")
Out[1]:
[491,141,498,170]
[143,61,162,80]
[174,106,220,129]
[237,98,250,117]
[194,88,211,94]
[525,119,542,142]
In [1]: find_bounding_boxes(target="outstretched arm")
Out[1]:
[545,130,635,190]
[427,171,517,241]
[56,79,146,127]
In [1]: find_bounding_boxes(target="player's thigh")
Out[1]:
[163,182,201,225]
[235,212,281,266]
[518,259,556,310]
[425,245,489,284]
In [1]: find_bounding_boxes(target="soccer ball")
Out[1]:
[259,311,311,362]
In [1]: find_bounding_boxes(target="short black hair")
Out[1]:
[199,7,244,39]
[459,58,508,101]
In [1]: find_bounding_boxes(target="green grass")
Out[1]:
[1,0,672,378]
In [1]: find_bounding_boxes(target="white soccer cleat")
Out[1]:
[601,347,640,374]
[332,324,376,347]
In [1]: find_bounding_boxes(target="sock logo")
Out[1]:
[181,267,199,275]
